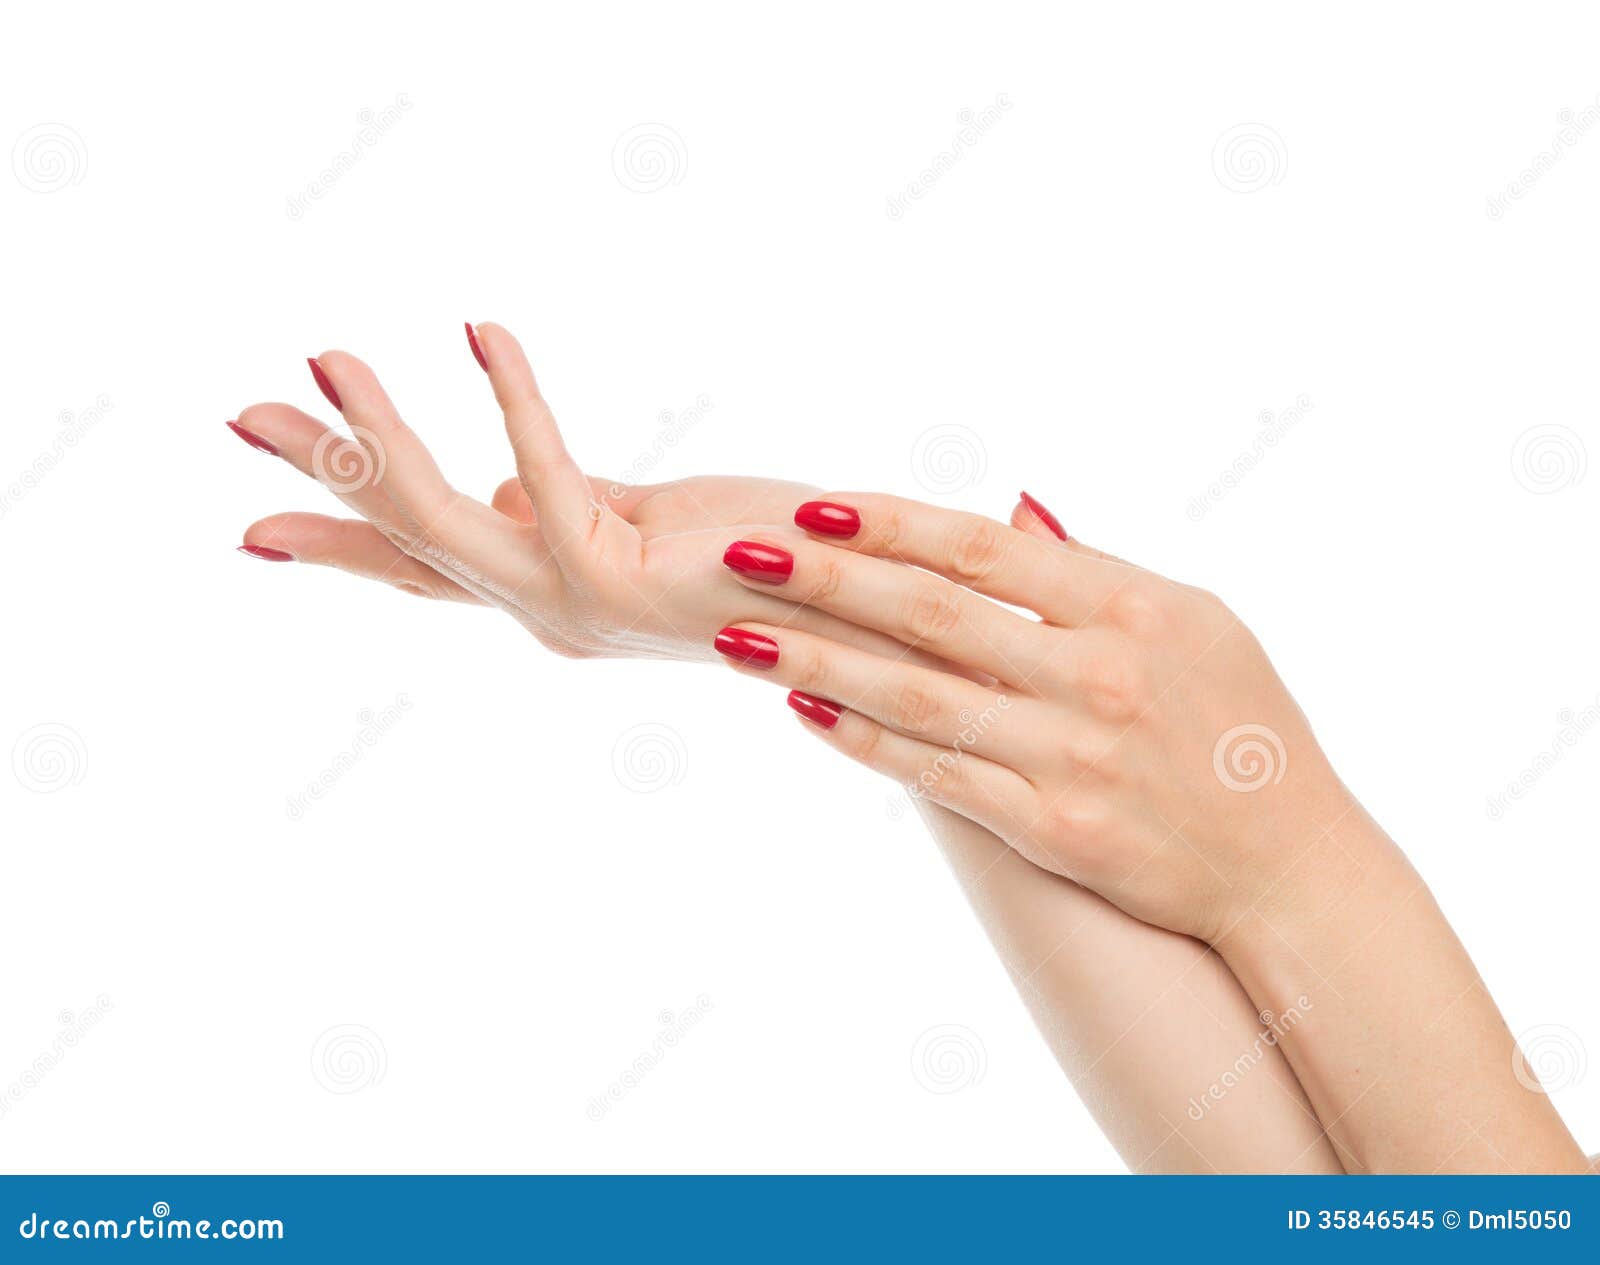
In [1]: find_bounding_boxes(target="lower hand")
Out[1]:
[228,325,903,663]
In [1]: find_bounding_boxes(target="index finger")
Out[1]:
[792,493,1134,626]
[470,322,598,567]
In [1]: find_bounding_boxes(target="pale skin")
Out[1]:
[229,323,1337,1172]
[714,494,1592,1173]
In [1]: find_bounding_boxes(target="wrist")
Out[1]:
[1213,799,1406,988]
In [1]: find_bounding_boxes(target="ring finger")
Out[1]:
[712,622,1043,768]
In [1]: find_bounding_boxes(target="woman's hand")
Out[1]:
[228,324,906,664]
[713,490,1590,1172]
[710,491,1352,944]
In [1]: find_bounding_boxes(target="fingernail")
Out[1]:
[723,540,794,584]
[226,421,278,456]
[714,627,779,668]
[1019,490,1068,541]
[237,544,294,562]
[794,501,860,539]
[307,357,342,411]
[787,690,842,729]
[465,322,488,372]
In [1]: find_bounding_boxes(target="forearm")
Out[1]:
[1217,804,1587,1173]
[917,802,1341,1173]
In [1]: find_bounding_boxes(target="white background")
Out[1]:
[3,2,1598,1173]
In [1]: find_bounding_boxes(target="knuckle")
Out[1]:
[890,681,944,735]
[808,556,845,604]
[793,647,832,694]
[900,584,963,645]
[1077,652,1147,721]
[944,519,1009,583]
[870,505,907,553]
[1106,577,1169,636]
[1045,796,1111,849]
[850,720,885,765]
[922,749,972,805]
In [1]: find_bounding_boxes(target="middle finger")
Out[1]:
[719,535,1060,690]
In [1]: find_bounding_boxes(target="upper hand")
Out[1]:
[710,491,1354,942]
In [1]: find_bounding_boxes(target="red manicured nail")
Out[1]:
[226,421,278,456]
[237,544,293,562]
[794,501,860,539]
[723,540,794,584]
[465,322,488,372]
[787,690,842,729]
[307,357,341,410]
[714,627,779,668]
[1019,490,1068,541]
